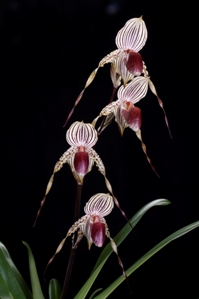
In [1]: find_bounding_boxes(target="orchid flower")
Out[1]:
[33,121,127,226]
[92,76,160,177]
[45,193,128,279]
[109,53,172,138]
[63,17,171,139]
[63,16,147,127]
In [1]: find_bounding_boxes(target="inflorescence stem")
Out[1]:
[61,183,83,299]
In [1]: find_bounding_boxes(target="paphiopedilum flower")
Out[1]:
[63,16,147,127]
[109,48,172,138]
[33,121,127,226]
[106,16,147,80]
[92,76,148,132]
[45,193,127,279]
[92,76,159,176]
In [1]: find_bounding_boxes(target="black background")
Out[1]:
[2,0,198,298]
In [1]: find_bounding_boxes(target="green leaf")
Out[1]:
[48,279,62,299]
[0,241,33,299]
[93,220,199,299]
[88,288,103,299]
[22,242,45,299]
[74,198,170,299]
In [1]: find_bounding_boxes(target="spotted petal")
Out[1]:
[84,193,114,217]
[66,121,98,148]
[115,17,148,52]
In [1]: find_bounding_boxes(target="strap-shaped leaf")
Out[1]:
[23,242,45,299]
[0,241,33,299]
[73,198,170,299]
[48,279,62,299]
[93,220,199,299]
[88,288,103,299]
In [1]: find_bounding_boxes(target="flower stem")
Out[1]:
[61,183,83,299]
[74,183,83,222]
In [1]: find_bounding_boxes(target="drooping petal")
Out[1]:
[88,148,129,223]
[84,193,114,217]
[117,76,149,103]
[114,101,159,177]
[104,223,129,282]
[33,147,76,226]
[66,121,98,148]
[63,50,122,128]
[87,148,107,178]
[115,17,148,52]
[148,78,172,138]
[121,102,142,132]
[44,215,89,273]
[90,216,106,247]
[63,68,98,127]
[136,130,160,177]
